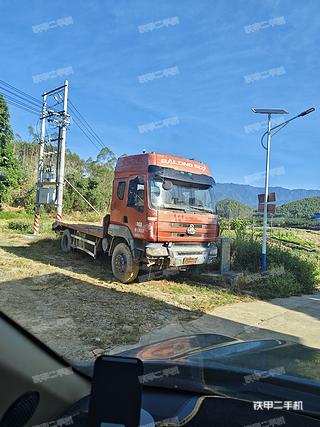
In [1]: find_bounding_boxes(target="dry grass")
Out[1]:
[0,218,250,359]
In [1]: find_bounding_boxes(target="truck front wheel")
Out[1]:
[111,242,139,284]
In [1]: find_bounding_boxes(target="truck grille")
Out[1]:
[171,223,209,229]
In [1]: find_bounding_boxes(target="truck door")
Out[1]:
[110,179,127,225]
[126,176,147,240]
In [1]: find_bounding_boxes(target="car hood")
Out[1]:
[119,333,320,385]
[71,333,320,413]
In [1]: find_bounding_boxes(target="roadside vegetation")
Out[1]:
[277,197,320,219]
[217,199,252,219]
[218,217,320,299]
[0,94,115,215]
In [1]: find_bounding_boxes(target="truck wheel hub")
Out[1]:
[115,253,127,272]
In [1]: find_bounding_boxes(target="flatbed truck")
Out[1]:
[53,152,219,283]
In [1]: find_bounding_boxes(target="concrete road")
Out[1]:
[111,292,320,353]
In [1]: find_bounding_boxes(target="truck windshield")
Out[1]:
[149,178,216,213]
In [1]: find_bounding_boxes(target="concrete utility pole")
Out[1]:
[32,80,69,234]
[33,93,47,235]
[55,80,69,222]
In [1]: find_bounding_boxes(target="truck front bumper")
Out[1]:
[145,242,218,267]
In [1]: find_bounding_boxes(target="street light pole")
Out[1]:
[251,106,315,272]
[262,114,271,272]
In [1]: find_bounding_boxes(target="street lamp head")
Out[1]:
[251,108,288,115]
[298,107,315,117]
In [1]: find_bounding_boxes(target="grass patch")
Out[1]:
[7,220,32,233]
[231,236,320,298]
[131,279,252,313]
[249,271,301,299]
[0,209,31,220]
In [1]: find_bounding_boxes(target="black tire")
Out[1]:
[61,229,72,253]
[111,242,139,284]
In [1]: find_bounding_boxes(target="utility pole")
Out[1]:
[55,80,69,222]
[33,92,47,235]
[32,80,70,234]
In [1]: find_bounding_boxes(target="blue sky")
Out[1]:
[0,0,319,189]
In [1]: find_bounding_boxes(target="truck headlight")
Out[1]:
[209,246,217,256]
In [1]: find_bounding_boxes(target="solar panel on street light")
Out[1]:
[251,108,288,114]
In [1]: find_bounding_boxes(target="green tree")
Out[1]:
[62,147,116,213]
[230,218,250,240]
[83,147,116,212]
[277,197,320,219]
[217,198,252,219]
[0,96,23,205]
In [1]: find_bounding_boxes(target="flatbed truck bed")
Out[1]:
[54,221,104,238]
[53,221,105,258]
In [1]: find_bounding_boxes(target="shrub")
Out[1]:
[231,237,319,297]
[230,218,250,240]
[231,238,261,272]
[7,220,32,233]
[219,218,228,235]
[268,246,319,294]
[253,271,301,299]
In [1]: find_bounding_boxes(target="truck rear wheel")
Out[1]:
[61,229,72,253]
[111,242,139,284]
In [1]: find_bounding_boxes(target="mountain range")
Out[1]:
[215,183,320,207]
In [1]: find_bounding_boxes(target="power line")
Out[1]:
[0,78,42,117]
[69,99,106,149]
[64,177,101,216]
[0,79,42,106]
[0,78,107,154]
[0,94,40,116]
[69,105,105,151]
[72,115,104,152]
[0,92,41,114]
[0,84,41,110]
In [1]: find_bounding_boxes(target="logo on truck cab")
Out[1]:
[186,224,196,235]
[160,158,206,172]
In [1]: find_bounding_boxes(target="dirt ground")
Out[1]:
[0,225,250,360]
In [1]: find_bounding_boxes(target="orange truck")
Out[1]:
[53,152,219,283]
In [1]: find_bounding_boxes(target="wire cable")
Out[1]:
[1,95,40,116]
[0,92,41,114]
[72,115,104,152]
[0,78,107,155]
[0,79,42,106]
[64,178,102,216]
[69,105,105,150]
[0,84,41,109]
[69,99,106,148]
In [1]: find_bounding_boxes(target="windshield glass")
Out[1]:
[149,178,216,213]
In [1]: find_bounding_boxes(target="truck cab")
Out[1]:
[106,153,219,282]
